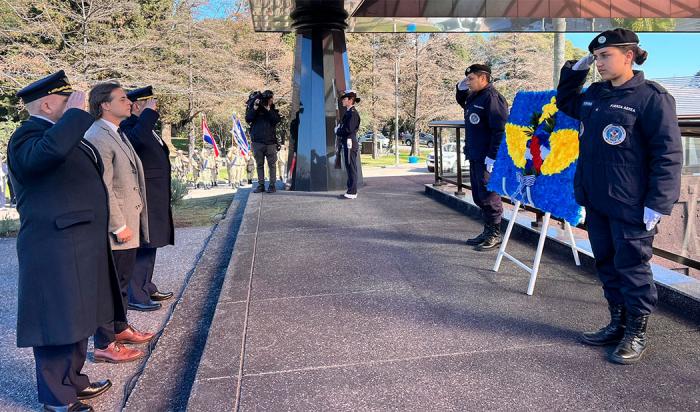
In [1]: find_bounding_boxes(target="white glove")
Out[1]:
[484,157,495,173]
[572,54,595,71]
[334,125,340,134]
[643,207,662,231]
[347,139,352,149]
[457,77,469,91]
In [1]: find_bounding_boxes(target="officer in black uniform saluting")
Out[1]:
[336,90,361,199]
[9,71,124,411]
[120,86,175,311]
[557,28,682,364]
[456,64,509,251]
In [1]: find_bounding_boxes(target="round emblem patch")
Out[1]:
[598,35,606,44]
[602,124,626,145]
[469,113,480,125]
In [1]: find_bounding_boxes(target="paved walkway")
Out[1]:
[0,227,212,411]
[203,175,699,411]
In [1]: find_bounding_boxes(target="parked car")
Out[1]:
[402,132,434,148]
[426,142,468,173]
[358,132,390,148]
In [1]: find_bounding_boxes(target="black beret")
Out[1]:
[588,28,639,53]
[126,86,154,102]
[465,64,491,76]
[16,70,74,104]
[340,89,361,103]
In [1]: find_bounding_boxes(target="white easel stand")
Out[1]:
[493,200,581,295]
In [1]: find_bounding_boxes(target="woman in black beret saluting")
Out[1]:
[556,28,682,364]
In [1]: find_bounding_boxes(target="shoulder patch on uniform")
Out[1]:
[646,81,668,94]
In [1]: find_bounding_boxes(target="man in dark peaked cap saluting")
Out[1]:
[120,86,175,311]
[7,71,124,411]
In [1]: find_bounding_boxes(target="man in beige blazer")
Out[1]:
[85,82,154,363]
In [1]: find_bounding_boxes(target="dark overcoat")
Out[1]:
[120,109,174,247]
[8,109,126,347]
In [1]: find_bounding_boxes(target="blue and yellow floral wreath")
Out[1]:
[488,90,584,225]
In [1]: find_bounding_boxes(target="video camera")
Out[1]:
[247,89,274,109]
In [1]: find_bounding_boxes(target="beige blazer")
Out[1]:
[85,119,149,250]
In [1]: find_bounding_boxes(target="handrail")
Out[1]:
[428,116,700,272]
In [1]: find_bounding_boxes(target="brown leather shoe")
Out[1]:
[93,342,144,364]
[115,325,155,344]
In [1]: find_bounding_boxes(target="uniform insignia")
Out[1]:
[598,36,606,44]
[469,113,480,125]
[602,124,626,145]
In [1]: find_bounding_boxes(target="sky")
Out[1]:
[567,33,700,79]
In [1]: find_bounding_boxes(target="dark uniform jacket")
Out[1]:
[245,104,281,145]
[7,110,126,347]
[557,62,682,226]
[456,83,509,161]
[336,106,361,151]
[120,110,174,248]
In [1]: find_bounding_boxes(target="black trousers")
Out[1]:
[586,207,657,316]
[252,142,277,186]
[128,247,159,305]
[94,248,136,349]
[33,339,90,406]
[469,160,503,224]
[344,147,358,195]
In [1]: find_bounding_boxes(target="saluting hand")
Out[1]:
[116,226,134,243]
[64,91,87,113]
[144,98,157,111]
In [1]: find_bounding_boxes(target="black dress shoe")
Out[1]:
[150,291,174,301]
[77,379,112,400]
[253,185,265,193]
[267,185,276,193]
[44,402,94,412]
[128,301,162,312]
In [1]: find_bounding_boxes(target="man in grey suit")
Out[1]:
[85,82,154,363]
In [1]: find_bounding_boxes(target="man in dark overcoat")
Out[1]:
[120,86,174,310]
[8,71,124,411]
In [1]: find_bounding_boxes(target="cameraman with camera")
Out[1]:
[245,89,281,193]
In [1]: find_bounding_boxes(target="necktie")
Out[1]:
[116,128,128,145]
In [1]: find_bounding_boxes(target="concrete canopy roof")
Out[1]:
[248,0,700,32]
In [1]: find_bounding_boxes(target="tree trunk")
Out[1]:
[162,122,175,152]
[552,19,566,88]
[371,34,378,160]
[411,33,419,157]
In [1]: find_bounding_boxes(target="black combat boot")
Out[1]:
[581,304,625,346]
[475,223,501,251]
[609,314,649,365]
[466,225,488,246]
[253,185,265,193]
[267,184,276,193]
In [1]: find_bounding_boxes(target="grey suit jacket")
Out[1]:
[85,119,149,250]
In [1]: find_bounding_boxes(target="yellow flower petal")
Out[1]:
[541,128,579,175]
[506,123,531,169]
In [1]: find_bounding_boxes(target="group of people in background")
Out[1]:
[8,74,175,411]
[456,28,681,366]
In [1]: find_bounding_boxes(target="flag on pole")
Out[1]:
[202,116,220,157]
[231,114,250,156]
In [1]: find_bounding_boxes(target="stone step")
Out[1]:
[122,188,250,410]
[185,192,260,410]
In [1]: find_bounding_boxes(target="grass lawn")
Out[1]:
[361,147,430,168]
[172,193,234,228]
[0,216,19,237]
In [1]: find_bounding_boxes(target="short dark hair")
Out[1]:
[89,81,121,118]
